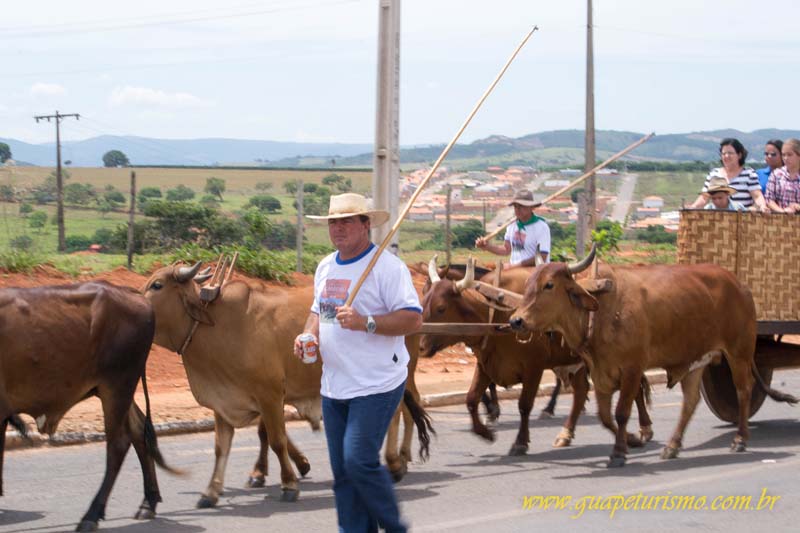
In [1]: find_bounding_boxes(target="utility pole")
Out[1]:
[372,0,401,248]
[296,180,304,272]
[127,171,136,270]
[34,111,79,252]
[580,0,596,256]
[445,185,452,266]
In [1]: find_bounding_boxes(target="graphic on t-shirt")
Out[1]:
[320,279,351,323]
[510,228,527,252]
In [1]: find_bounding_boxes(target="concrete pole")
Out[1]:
[372,0,401,247]
[296,180,304,272]
[584,0,596,239]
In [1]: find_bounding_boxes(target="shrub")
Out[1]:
[65,234,93,252]
[10,235,33,251]
[246,194,282,213]
[165,184,196,201]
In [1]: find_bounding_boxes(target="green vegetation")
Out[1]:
[102,150,130,168]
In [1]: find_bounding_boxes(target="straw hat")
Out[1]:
[306,193,390,226]
[706,177,737,196]
[507,189,542,207]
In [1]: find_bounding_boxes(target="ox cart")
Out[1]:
[678,209,800,422]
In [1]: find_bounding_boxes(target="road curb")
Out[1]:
[5,370,668,451]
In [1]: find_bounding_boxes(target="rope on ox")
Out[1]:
[176,253,239,356]
[481,132,656,242]
[344,26,540,306]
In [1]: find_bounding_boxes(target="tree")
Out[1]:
[137,187,162,209]
[452,219,485,248]
[102,150,130,167]
[255,181,273,191]
[103,186,126,207]
[322,173,352,192]
[0,184,14,202]
[283,180,298,195]
[0,142,11,163]
[591,220,623,254]
[64,183,96,205]
[166,184,196,201]
[204,177,226,201]
[246,194,282,213]
[29,210,47,232]
[200,194,220,209]
[19,202,33,216]
[96,198,113,217]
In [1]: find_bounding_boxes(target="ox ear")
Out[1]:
[567,285,599,312]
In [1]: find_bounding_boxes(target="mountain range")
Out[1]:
[2,129,797,169]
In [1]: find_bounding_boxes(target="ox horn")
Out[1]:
[534,244,545,267]
[193,266,213,284]
[567,243,597,275]
[428,255,441,284]
[175,262,202,283]
[455,256,477,292]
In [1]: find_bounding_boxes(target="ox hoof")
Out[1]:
[196,494,218,509]
[134,500,156,520]
[297,462,311,478]
[280,488,300,502]
[660,446,680,460]
[76,520,99,532]
[553,429,574,448]
[390,463,408,483]
[730,440,747,453]
[247,475,266,488]
[626,433,645,448]
[639,426,654,444]
[508,443,528,456]
[538,410,555,420]
[607,455,626,468]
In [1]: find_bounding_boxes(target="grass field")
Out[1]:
[0,165,687,278]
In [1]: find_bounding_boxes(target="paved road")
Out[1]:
[3,370,800,532]
[610,173,638,223]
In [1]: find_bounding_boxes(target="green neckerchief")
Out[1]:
[516,213,543,230]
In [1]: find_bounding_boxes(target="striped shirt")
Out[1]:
[765,166,800,208]
[701,168,760,208]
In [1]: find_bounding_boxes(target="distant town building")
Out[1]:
[642,196,665,209]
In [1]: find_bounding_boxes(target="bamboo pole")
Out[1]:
[344,26,539,306]
[482,131,655,241]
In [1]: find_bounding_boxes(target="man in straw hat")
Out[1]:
[294,192,421,532]
[703,176,747,211]
[475,189,551,268]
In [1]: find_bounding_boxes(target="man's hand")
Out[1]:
[475,237,488,249]
[293,335,304,360]
[335,305,367,331]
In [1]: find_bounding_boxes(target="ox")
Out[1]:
[510,246,798,467]
[143,263,432,506]
[0,282,176,531]
[420,258,653,455]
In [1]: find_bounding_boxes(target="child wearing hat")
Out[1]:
[704,177,748,211]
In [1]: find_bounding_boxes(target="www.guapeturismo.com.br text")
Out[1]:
[522,488,780,519]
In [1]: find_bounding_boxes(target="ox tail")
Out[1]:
[5,414,29,440]
[135,372,186,476]
[752,362,799,405]
[403,390,435,462]
[640,375,653,407]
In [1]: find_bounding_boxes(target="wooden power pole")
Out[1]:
[372,0,401,248]
[127,171,136,270]
[34,110,79,252]
[296,180,304,272]
[581,0,596,256]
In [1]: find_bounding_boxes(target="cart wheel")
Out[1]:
[701,358,772,423]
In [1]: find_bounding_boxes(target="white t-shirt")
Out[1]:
[503,219,551,265]
[311,243,422,400]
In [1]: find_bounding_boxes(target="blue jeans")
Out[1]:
[322,382,407,533]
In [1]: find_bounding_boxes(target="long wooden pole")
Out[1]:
[482,131,655,241]
[344,25,539,306]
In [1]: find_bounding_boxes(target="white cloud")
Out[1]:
[108,86,210,108]
[30,82,66,96]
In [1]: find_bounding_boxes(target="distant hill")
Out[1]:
[2,129,797,168]
[0,135,372,167]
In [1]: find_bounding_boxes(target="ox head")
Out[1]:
[419,256,492,357]
[142,262,215,351]
[509,244,599,345]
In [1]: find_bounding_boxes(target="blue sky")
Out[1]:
[1,0,794,145]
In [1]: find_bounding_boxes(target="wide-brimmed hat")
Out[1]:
[507,189,542,207]
[706,177,737,196]
[306,193,390,226]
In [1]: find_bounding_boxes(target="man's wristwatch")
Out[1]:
[366,315,377,334]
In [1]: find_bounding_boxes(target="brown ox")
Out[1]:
[420,258,654,455]
[143,263,431,506]
[0,282,177,531]
[510,247,798,467]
